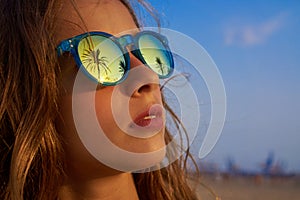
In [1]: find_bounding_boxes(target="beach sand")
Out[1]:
[189,173,300,200]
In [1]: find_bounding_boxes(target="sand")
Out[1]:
[189,173,300,200]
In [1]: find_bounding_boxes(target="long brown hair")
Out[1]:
[0,0,199,199]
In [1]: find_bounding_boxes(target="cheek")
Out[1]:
[56,95,91,164]
[57,88,166,172]
[57,94,120,176]
[93,87,134,148]
[94,89,117,134]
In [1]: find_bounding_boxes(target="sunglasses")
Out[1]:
[57,30,174,86]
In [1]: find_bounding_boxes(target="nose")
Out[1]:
[120,52,160,97]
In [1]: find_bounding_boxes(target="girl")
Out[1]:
[0,0,199,199]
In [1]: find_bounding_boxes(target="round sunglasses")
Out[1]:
[57,30,174,86]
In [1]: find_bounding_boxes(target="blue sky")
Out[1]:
[148,0,300,172]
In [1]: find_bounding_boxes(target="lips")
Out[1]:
[132,104,164,129]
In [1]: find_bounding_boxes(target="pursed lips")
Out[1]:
[132,104,164,128]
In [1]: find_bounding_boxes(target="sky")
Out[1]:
[147,0,300,172]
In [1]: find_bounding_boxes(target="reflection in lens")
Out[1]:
[78,35,127,85]
[138,34,172,78]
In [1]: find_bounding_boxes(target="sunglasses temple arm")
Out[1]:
[57,40,72,56]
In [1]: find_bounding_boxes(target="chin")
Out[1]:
[124,145,167,173]
[127,131,167,172]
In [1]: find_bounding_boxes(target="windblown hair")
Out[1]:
[0,0,199,199]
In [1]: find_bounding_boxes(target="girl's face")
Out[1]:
[56,0,166,176]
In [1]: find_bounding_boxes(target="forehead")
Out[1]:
[55,0,138,43]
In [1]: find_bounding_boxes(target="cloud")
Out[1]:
[224,12,288,46]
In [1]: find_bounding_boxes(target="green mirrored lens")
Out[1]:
[78,35,126,84]
[138,34,171,77]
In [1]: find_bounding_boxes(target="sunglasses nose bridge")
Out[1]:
[118,35,135,50]
[118,34,145,66]
[118,34,140,60]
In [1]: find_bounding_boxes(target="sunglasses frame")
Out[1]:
[57,30,174,86]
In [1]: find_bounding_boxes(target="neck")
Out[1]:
[59,173,139,200]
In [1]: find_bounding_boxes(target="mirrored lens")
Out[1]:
[78,35,127,84]
[138,34,172,77]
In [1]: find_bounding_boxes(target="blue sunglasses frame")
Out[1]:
[57,30,174,86]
